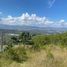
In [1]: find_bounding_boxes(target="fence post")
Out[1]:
[1,31,4,51]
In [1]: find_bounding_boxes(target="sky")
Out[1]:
[0,0,67,27]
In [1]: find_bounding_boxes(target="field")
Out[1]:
[0,32,67,67]
[0,45,67,67]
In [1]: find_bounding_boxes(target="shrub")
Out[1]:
[47,51,54,60]
[11,36,19,44]
[19,32,31,44]
[5,46,28,63]
[32,35,50,50]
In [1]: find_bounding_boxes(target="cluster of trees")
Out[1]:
[10,32,33,45]
[10,32,67,48]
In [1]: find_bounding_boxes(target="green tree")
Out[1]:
[11,36,19,44]
[19,32,32,44]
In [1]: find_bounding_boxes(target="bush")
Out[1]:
[5,46,28,63]
[32,35,50,50]
[11,36,19,44]
[19,32,32,44]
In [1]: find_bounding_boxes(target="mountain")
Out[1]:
[0,24,67,34]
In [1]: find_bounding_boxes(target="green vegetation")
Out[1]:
[1,32,67,67]
[5,46,28,63]
[9,32,67,49]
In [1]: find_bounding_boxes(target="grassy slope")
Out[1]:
[1,45,67,67]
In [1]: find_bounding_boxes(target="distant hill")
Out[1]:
[0,24,67,34]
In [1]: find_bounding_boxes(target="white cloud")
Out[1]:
[48,0,56,8]
[0,13,67,27]
[59,19,65,22]
[0,12,2,14]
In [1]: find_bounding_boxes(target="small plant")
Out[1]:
[32,44,41,51]
[47,51,54,60]
[5,46,28,63]
[46,47,54,60]
[4,44,13,51]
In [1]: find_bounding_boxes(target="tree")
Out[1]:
[11,36,19,44]
[19,32,31,44]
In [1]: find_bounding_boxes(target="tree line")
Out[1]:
[10,32,67,48]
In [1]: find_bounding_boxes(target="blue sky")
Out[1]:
[0,0,67,27]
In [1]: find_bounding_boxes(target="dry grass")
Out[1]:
[1,45,67,67]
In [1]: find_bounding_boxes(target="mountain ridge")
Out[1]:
[0,24,67,34]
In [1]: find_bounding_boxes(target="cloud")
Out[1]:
[0,13,67,27]
[0,13,53,26]
[0,12,2,14]
[48,0,56,8]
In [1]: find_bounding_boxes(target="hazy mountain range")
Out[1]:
[0,24,67,34]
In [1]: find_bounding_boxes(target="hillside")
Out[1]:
[0,32,67,67]
[0,45,67,67]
